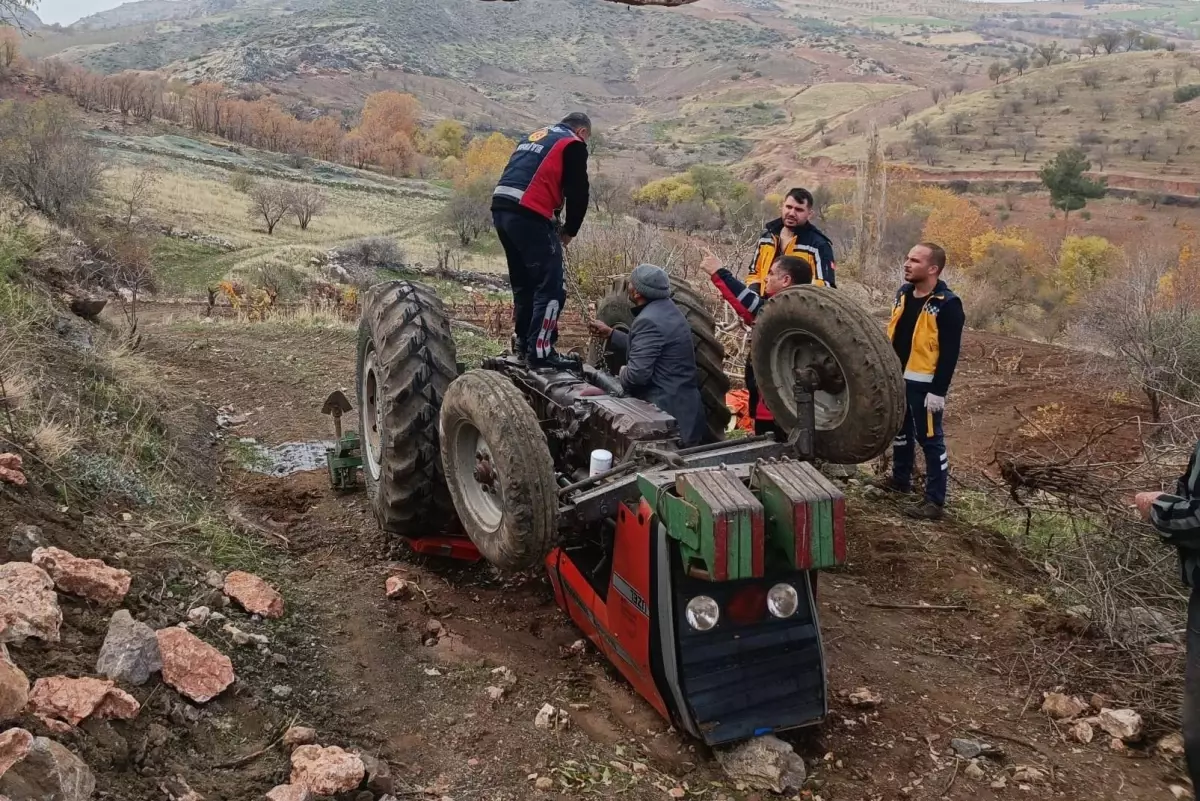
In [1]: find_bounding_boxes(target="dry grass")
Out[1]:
[30,419,82,464]
[818,51,1200,178]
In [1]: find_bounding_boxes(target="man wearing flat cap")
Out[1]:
[588,264,707,446]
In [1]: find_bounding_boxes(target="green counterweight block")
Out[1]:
[326,432,363,491]
[639,469,765,581]
[752,460,846,571]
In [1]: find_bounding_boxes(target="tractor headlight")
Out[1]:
[767,583,799,619]
[685,596,720,631]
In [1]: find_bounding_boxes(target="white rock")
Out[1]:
[187,607,211,625]
[1098,708,1143,742]
[715,735,807,794]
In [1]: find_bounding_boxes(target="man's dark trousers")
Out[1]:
[493,209,566,360]
[1185,582,1200,789]
[892,382,948,505]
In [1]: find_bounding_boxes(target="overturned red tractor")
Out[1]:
[355,277,904,745]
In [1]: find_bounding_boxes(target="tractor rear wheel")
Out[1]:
[357,280,458,540]
[751,285,904,464]
[439,370,558,571]
[589,276,731,441]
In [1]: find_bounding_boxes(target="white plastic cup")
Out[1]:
[589,449,614,477]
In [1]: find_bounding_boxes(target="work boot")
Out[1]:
[864,475,913,495]
[527,349,581,371]
[904,501,945,521]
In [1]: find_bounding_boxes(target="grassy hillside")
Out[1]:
[813,50,1200,179]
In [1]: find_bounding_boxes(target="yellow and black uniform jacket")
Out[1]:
[747,217,837,292]
[886,280,965,396]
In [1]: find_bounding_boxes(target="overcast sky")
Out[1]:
[30,0,130,25]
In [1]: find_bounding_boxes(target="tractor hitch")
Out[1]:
[321,390,363,492]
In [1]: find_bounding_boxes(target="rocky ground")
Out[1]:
[0,301,1193,801]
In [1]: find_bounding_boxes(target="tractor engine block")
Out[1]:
[481,356,677,481]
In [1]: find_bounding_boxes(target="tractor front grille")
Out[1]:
[672,570,825,745]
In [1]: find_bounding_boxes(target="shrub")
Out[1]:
[1174,84,1200,103]
[229,171,256,193]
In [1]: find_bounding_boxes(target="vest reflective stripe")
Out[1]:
[904,370,934,382]
[492,185,525,202]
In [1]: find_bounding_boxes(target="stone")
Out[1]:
[0,562,62,643]
[847,687,882,708]
[187,607,212,625]
[1041,692,1087,720]
[535,776,554,791]
[385,577,413,600]
[1159,732,1186,755]
[266,785,311,801]
[28,676,140,725]
[0,648,29,722]
[491,666,516,686]
[7,524,43,561]
[32,546,131,605]
[0,453,25,487]
[0,728,33,780]
[1069,721,1094,744]
[949,738,984,759]
[361,754,394,794]
[205,570,225,589]
[223,571,284,619]
[1012,766,1046,784]
[484,686,505,702]
[715,734,807,794]
[157,627,235,703]
[1111,606,1175,644]
[160,775,204,800]
[1171,785,1192,799]
[289,745,365,796]
[1109,737,1127,752]
[96,609,162,686]
[283,727,317,748]
[222,623,267,647]
[272,685,292,699]
[1098,708,1144,741]
[963,760,986,781]
[0,736,95,801]
[534,704,569,730]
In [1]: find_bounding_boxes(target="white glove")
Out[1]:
[924,394,946,413]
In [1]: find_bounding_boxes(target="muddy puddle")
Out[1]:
[245,440,334,478]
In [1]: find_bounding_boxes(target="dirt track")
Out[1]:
[73,307,1176,801]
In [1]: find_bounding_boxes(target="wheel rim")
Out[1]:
[452,420,504,534]
[767,329,849,430]
[362,345,384,481]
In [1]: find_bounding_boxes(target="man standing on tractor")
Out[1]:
[871,242,965,521]
[701,248,813,437]
[587,264,707,446]
[492,112,592,369]
[746,187,836,294]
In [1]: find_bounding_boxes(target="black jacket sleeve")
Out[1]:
[1151,440,1200,546]
[561,141,590,237]
[931,297,964,396]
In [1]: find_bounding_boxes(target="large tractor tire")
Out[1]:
[589,276,731,442]
[439,370,558,571]
[751,285,904,464]
[357,280,458,539]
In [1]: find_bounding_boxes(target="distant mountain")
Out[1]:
[69,0,240,30]
[1,4,44,29]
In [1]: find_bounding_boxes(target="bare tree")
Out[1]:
[1091,144,1110,171]
[1014,133,1037,162]
[1012,53,1031,75]
[1085,243,1200,423]
[0,97,104,225]
[929,86,945,104]
[1095,96,1115,121]
[1135,135,1159,161]
[1146,66,1162,86]
[1081,67,1102,89]
[899,100,912,121]
[247,182,290,234]
[1173,63,1187,88]
[441,179,492,246]
[1097,30,1122,55]
[1170,130,1191,156]
[1151,93,1171,120]
[1084,36,1102,57]
[284,184,327,231]
[918,144,940,166]
[950,77,967,96]
[1124,28,1142,52]
[949,111,970,135]
[846,118,862,136]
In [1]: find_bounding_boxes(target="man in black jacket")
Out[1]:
[492,112,591,369]
[1138,439,1200,793]
[587,264,707,446]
